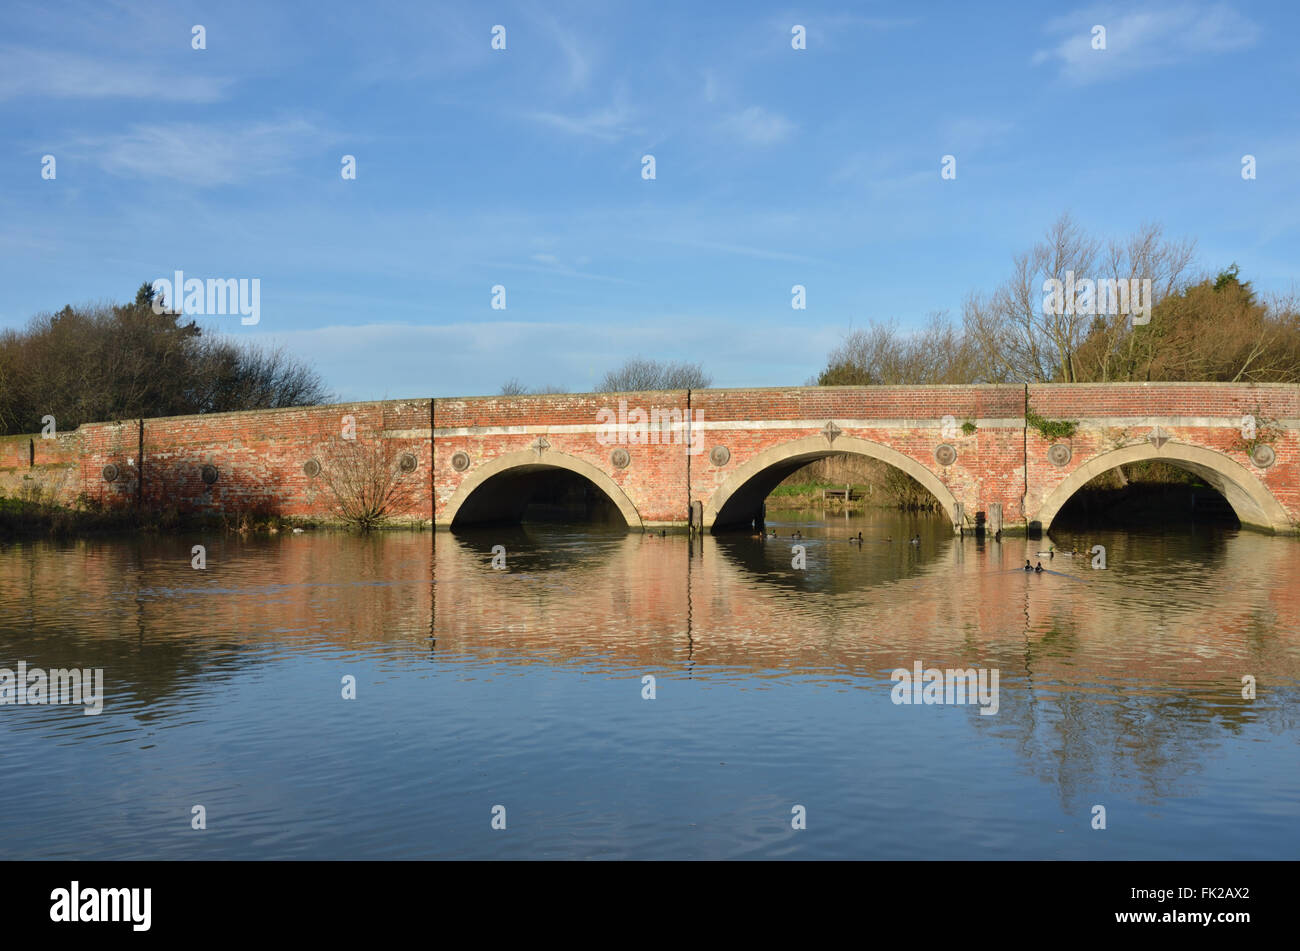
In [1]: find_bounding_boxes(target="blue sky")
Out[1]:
[3,0,1298,400]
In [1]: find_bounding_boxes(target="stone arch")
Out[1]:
[440,449,642,529]
[1033,442,1292,533]
[702,434,962,530]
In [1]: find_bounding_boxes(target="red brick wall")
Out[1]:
[73,402,433,521]
[0,431,82,504]
[1025,384,1300,527]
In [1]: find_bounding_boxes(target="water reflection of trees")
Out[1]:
[2,521,1296,810]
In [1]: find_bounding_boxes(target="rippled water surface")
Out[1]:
[1,511,1297,859]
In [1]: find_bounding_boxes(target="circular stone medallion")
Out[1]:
[934,444,957,467]
[1251,443,1276,468]
[1047,443,1073,467]
[450,451,471,472]
[611,448,631,469]
[398,452,419,473]
[709,445,730,467]
[102,463,119,483]
[303,458,321,478]
[200,464,219,485]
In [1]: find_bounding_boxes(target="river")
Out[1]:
[1,509,1296,859]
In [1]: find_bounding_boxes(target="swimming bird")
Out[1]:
[910,534,920,545]
[848,532,864,544]
[1034,562,1044,573]
[791,530,802,539]
[1037,546,1054,558]
[1024,560,1033,572]
[768,529,776,537]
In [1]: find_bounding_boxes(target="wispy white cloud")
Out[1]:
[546,19,593,91]
[1032,2,1259,84]
[702,70,720,104]
[525,104,640,141]
[0,46,230,102]
[720,106,796,146]
[649,236,828,266]
[74,119,330,186]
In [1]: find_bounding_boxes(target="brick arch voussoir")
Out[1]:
[1034,442,1292,534]
[702,434,961,528]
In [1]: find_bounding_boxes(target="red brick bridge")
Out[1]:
[8,383,1299,535]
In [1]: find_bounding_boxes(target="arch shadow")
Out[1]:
[441,449,642,530]
[1033,443,1292,534]
[703,434,961,531]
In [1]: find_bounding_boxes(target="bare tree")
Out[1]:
[963,213,1195,382]
[188,338,330,413]
[596,357,712,392]
[818,312,982,385]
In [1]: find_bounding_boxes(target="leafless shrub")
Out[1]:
[315,432,420,530]
[499,379,568,395]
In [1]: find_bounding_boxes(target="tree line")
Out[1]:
[818,213,1300,386]
[7,212,1296,442]
[0,283,329,436]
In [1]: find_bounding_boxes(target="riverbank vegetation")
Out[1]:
[0,489,436,539]
[0,480,320,538]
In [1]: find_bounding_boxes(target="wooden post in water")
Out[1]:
[989,503,1003,536]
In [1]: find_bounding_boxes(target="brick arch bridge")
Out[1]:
[11,383,1298,536]
[436,383,1300,534]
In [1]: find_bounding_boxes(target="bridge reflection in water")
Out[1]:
[1,511,1296,859]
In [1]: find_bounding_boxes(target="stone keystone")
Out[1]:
[821,421,842,444]
[1146,426,1171,450]
[530,436,551,454]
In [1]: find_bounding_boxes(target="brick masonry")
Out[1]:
[6,384,1298,534]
